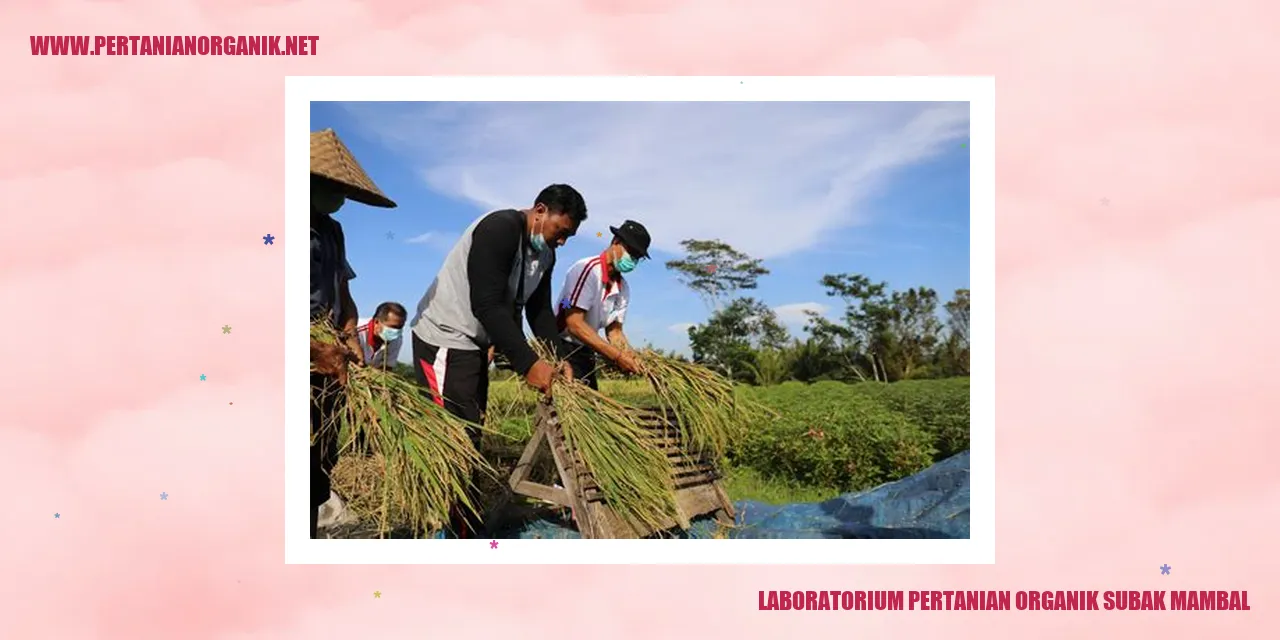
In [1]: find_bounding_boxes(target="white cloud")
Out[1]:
[403,231,456,251]
[341,101,968,260]
[773,302,829,327]
[667,322,696,334]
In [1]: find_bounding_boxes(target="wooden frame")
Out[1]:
[507,398,735,539]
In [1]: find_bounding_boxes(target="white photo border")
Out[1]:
[284,76,995,565]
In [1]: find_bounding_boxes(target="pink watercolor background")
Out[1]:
[2,0,1277,638]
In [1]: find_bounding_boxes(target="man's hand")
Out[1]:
[487,346,495,364]
[614,350,642,375]
[312,342,352,386]
[341,334,364,365]
[560,361,574,381]
[525,360,557,395]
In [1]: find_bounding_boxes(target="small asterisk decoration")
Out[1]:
[1160,564,1171,575]
[596,232,602,237]
[222,325,231,334]
[263,234,275,245]
[386,232,395,240]
[199,374,206,381]
[160,492,168,500]
[374,591,382,598]
[705,264,718,274]
[54,513,60,519]
[490,540,499,549]
[1100,198,1110,206]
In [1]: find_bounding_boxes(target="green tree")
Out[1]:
[664,239,770,311]
[936,288,970,376]
[785,337,849,382]
[807,274,950,381]
[809,273,894,381]
[945,288,970,348]
[689,297,789,382]
[886,287,942,379]
[745,347,795,386]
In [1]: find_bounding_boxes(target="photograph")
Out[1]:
[291,79,987,563]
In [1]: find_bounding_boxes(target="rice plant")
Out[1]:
[635,350,776,460]
[530,341,686,536]
[311,322,494,537]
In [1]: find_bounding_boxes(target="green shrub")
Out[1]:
[733,382,936,491]
[849,378,970,460]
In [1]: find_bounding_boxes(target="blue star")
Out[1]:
[160,492,168,500]
[54,513,60,519]
[263,234,275,245]
[1160,564,1171,575]
[199,374,206,381]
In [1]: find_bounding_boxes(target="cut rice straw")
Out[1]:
[634,350,776,460]
[311,321,494,537]
[531,341,687,536]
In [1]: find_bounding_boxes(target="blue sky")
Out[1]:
[310,101,970,363]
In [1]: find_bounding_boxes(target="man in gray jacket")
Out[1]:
[410,184,584,537]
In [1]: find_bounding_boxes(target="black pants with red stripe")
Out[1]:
[412,333,488,538]
[562,339,599,390]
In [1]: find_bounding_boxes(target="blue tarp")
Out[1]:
[507,451,970,539]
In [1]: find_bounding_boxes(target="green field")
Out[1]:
[482,377,970,504]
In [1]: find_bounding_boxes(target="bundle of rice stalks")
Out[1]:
[329,453,397,528]
[531,342,687,535]
[635,351,776,460]
[311,322,494,536]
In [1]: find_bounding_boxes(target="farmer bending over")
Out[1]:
[409,184,583,538]
[355,301,407,369]
[308,128,398,539]
[555,220,651,390]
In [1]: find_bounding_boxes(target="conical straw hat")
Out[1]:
[310,128,397,208]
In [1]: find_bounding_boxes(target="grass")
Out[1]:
[718,465,837,505]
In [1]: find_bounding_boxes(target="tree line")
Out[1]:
[644,239,970,385]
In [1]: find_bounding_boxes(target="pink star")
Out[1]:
[705,264,717,274]
[489,540,499,549]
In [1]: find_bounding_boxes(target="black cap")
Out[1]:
[608,220,651,259]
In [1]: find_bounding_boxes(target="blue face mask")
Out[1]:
[530,215,548,253]
[615,250,637,274]
[379,327,402,342]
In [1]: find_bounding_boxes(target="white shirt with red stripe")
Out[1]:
[354,318,402,368]
[555,251,630,344]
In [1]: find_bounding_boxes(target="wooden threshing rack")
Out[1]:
[506,398,735,538]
